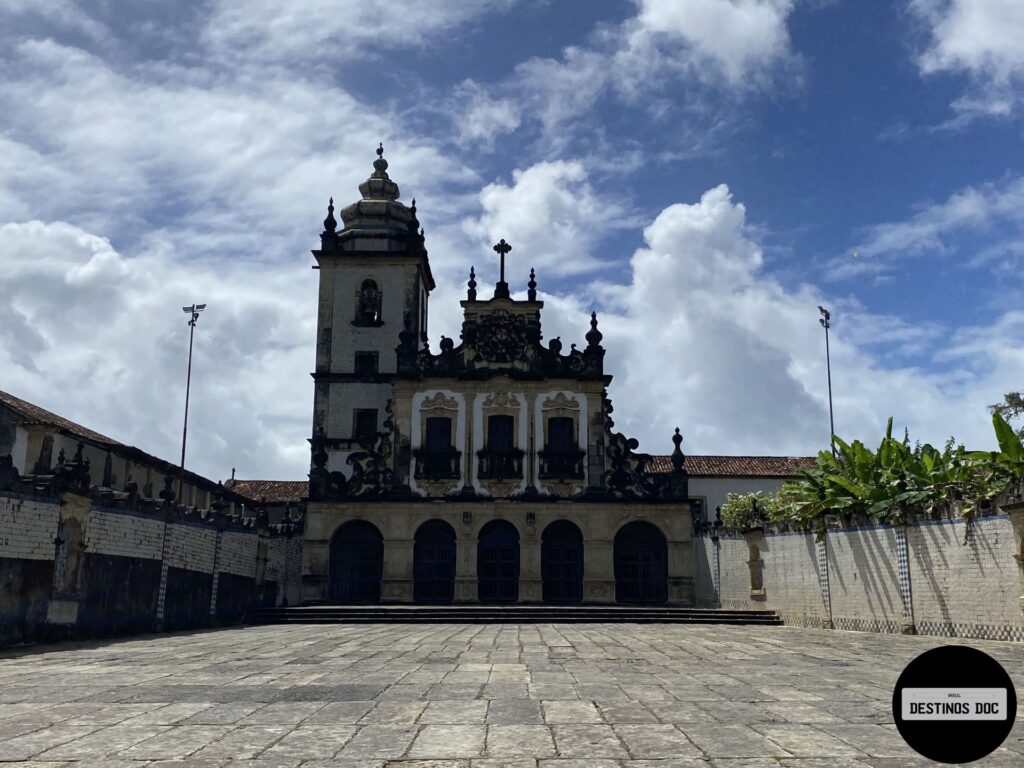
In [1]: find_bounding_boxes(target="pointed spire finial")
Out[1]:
[586,311,603,348]
[527,266,537,301]
[468,265,477,301]
[373,142,388,174]
[671,427,686,471]
[323,196,337,233]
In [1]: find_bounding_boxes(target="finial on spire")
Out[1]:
[323,196,337,233]
[671,427,686,472]
[373,142,388,174]
[467,265,477,301]
[493,238,512,299]
[527,267,537,301]
[586,311,603,348]
[410,197,416,212]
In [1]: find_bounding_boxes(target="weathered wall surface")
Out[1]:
[694,505,1024,641]
[908,516,1023,640]
[0,490,302,646]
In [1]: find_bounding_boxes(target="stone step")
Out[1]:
[249,606,783,625]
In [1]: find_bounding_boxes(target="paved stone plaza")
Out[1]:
[0,624,1022,767]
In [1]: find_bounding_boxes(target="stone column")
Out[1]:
[583,539,615,604]
[381,538,412,602]
[519,517,541,602]
[301,540,329,604]
[455,532,477,602]
[740,527,766,603]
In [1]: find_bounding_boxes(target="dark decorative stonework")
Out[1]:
[475,310,529,364]
[398,309,606,381]
[309,402,398,501]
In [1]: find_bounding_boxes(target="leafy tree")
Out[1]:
[991,392,1024,438]
[774,413,1024,528]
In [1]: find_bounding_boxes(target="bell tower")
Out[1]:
[310,145,434,474]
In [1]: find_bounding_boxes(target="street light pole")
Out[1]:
[179,303,206,501]
[818,305,835,456]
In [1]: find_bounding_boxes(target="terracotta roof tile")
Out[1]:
[648,454,817,478]
[225,479,309,503]
[0,389,121,446]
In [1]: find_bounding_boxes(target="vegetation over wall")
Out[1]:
[719,413,1024,531]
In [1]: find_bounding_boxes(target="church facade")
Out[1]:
[301,147,693,605]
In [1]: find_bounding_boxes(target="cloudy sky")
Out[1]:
[2,0,1024,482]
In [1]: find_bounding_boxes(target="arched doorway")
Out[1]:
[477,520,519,603]
[329,520,383,603]
[542,520,583,603]
[614,521,668,604]
[413,519,456,603]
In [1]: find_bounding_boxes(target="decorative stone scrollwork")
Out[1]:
[604,432,669,499]
[421,392,459,411]
[483,392,520,410]
[475,310,528,363]
[541,392,580,411]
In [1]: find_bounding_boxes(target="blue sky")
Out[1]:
[2,0,1023,481]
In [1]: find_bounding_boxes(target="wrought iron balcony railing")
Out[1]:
[412,448,462,480]
[476,448,525,480]
[538,447,586,479]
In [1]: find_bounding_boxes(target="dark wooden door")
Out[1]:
[478,521,519,603]
[542,521,583,603]
[614,522,668,604]
[414,520,456,604]
[329,521,383,604]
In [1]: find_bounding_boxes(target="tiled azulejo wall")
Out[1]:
[697,503,1024,642]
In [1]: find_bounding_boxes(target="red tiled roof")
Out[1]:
[225,479,309,503]
[0,389,121,447]
[0,389,250,500]
[648,454,817,478]
[225,454,817,498]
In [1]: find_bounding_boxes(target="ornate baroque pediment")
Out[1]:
[475,310,528,364]
[421,392,459,411]
[542,392,580,411]
[483,392,521,409]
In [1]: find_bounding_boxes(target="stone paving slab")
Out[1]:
[0,623,1022,766]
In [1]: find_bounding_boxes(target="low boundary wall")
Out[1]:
[694,502,1024,642]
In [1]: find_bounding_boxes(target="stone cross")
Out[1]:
[493,238,512,298]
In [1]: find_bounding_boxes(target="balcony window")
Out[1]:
[539,416,585,479]
[414,417,461,480]
[478,414,524,480]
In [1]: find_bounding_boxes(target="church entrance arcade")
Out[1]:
[541,520,583,603]
[614,521,668,604]
[328,520,383,604]
[477,520,520,603]
[413,519,456,603]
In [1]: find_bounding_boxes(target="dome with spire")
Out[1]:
[330,143,420,246]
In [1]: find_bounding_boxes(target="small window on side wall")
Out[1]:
[353,351,379,376]
[353,409,378,441]
[354,279,382,326]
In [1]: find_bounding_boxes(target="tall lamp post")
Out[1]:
[818,305,835,456]
[179,303,206,501]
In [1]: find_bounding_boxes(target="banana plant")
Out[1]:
[777,413,1023,527]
